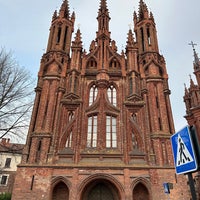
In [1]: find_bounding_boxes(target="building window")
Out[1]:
[89,85,98,106]
[74,77,79,94]
[4,158,11,168]
[109,58,119,69]
[68,111,74,121]
[147,27,151,45]
[140,27,145,52]
[107,85,117,106]
[132,132,138,149]
[87,59,97,68]
[129,77,133,95]
[65,130,72,148]
[0,175,9,186]
[87,116,97,147]
[106,116,117,148]
[56,27,62,43]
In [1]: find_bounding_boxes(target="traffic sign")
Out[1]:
[170,126,198,174]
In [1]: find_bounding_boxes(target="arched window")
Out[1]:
[65,130,72,148]
[129,77,133,95]
[89,85,98,106]
[106,116,117,148]
[87,58,97,68]
[109,58,120,69]
[56,27,62,44]
[132,183,150,200]
[132,132,138,149]
[107,85,117,106]
[68,111,74,121]
[52,182,69,200]
[74,76,79,94]
[87,115,98,147]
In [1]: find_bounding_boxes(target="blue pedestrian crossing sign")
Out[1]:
[171,126,198,174]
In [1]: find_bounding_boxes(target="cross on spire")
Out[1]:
[189,41,197,50]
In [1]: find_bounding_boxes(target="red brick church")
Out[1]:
[12,0,191,199]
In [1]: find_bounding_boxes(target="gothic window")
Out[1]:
[89,85,98,106]
[36,140,42,163]
[87,115,98,147]
[132,132,138,149]
[106,115,117,148]
[129,77,133,95]
[65,130,72,148]
[63,26,68,50]
[158,117,162,130]
[57,27,62,44]
[69,77,72,91]
[68,111,74,121]
[107,85,117,106]
[87,58,97,68]
[109,58,120,69]
[132,113,137,121]
[140,27,145,52]
[156,96,159,108]
[147,27,151,45]
[74,77,79,93]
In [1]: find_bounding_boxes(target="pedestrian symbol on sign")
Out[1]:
[176,134,193,166]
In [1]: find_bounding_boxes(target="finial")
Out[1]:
[189,41,197,50]
[189,41,200,68]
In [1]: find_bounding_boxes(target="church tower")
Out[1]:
[183,43,200,199]
[12,0,190,199]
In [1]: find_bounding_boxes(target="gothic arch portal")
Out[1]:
[78,174,124,200]
[51,177,70,200]
[132,178,152,200]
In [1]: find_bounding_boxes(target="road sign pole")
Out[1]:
[187,173,197,200]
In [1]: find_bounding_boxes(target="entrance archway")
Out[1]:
[133,183,150,200]
[81,179,120,200]
[52,181,69,200]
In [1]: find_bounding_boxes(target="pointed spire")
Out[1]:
[98,0,110,19]
[72,28,82,48]
[138,0,149,20]
[59,0,70,19]
[71,11,75,19]
[96,0,110,37]
[193,48,200,70]
[75,28,82,42]
[149,11,155,23]
[184,83,189,94]
[188,41,200,69]
[190,74,195,88]
[133,11,138,24]
[99,0,108,13]
[126,29,135,48]
[52,10,57,21]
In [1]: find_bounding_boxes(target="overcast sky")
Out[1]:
[1,0,200,132]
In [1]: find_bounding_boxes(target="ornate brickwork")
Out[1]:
[12,0,190,199]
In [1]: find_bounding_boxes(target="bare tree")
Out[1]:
[0,48,34,140]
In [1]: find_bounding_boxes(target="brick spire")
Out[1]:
[138,0,149,21]
[126,29,135,48]
[97,0,110,34]
[59,0,70,19]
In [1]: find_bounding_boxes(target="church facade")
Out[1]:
[12,0,190,199]
[183,45,200,199]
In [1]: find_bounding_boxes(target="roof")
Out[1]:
[0,138,24,154]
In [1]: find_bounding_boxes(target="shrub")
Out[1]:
[0,193,12,200]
